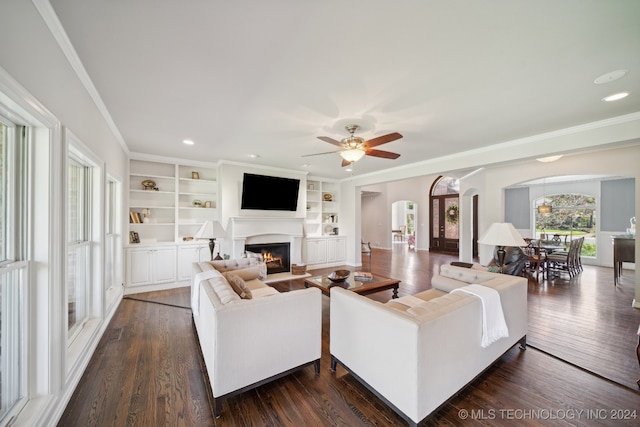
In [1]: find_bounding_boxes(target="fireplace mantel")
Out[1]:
[230,217,304,238]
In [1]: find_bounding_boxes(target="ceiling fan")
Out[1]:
[304,124,402,167]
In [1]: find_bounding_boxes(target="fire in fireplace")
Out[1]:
[244,242,291,275]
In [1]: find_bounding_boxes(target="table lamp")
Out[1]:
[195,220,226,261]
[478,222,526,272]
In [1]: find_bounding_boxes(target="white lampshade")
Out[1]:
[340,148,366,162]
[478,222,526,247]
[195,220,226,239]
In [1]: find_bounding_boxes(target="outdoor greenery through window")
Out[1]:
[535,193,596,256]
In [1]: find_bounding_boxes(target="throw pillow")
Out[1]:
[224,266,261,281]
[226,273,252,299]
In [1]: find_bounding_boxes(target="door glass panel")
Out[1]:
[444,198,459,239]
[432,199,439,236]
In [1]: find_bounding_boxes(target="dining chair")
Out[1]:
[361,240,372,270]
[547,237,584,278]
[523,239,544,280]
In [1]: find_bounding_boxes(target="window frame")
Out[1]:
[0,113,29,424]
[65,132,103,347]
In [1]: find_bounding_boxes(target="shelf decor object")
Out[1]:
[195,220,227,261]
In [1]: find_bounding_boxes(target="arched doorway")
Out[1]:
[430,176,460,253]
[391,200,417,249]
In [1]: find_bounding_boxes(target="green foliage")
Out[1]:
[581,243,596,257]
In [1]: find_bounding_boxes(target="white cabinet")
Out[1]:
[326,237,346,263]
[304,238,327,265]
[304,178,340,237]
[126,245,177,288]
[127,157,219,291]
[304,236,345,267]
[177,244,209,282]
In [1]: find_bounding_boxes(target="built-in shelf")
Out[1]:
[129,158,219,244]
[305,178,339,237]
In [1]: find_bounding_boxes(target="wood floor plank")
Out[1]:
[58,248,640,426]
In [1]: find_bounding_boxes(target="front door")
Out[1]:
[430,195,459,253]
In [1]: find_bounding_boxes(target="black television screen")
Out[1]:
[241,173,300,211]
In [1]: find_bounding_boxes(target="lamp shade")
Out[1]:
[478,222,526,247]
[340,148,366,162]
[195,220,226,239]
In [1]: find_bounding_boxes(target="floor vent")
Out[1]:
[108,328,123,342]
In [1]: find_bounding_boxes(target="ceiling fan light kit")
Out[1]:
[306,124,403,167]
[340,148,366,162]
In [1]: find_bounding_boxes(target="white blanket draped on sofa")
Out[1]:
[451,284,509,347]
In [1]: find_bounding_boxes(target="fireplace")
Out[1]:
[245,242,291,274]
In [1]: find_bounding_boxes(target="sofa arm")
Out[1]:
[208,287,322,397]
[330,287,421,419]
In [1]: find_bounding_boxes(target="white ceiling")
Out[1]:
[48,0,640,179]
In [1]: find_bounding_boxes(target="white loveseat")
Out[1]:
[191,260,322,417]
[330,264,527,426]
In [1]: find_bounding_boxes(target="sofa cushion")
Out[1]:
[210,258,262,272]
[226,273,252,299]
[223,266,262,281]
[405,292,471,320]
[208,276,241,305]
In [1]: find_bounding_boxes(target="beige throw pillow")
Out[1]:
[226,273,252,299]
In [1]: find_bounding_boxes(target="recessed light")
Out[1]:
[249,154,260,159]
[536,155,563,163]
[345,168,353,172]
[594,69,627,84]
[182,139,194,145]
[602,92,629,102]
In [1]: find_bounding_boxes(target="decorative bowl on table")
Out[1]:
[327,269,350,283]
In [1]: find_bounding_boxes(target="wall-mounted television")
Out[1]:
[240,173,300,211]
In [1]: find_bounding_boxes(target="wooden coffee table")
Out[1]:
[304,272,399,298]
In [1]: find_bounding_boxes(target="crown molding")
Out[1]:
[32,0,129,153]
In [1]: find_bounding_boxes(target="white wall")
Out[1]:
[360,175,435,251]
[0,1,129,425]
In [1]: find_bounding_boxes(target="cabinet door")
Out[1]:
[327,237,346,262]
[305,239,327,264]
[127,249,153,286]
[152,247,177,283]
[177,245,206,281]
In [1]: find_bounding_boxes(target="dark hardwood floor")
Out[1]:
[58,247,640,426]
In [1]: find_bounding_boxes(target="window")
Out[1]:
[105,176,120,293]
[0,117,28,423]
[67,156,91,340]
[0,121,6,262]
[535,193,596,256]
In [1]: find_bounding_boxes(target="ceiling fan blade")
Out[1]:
[364,132,403,148]
[341,158,353,167]
[365,148,401,159]
[317,136,343,146]
[302,150,342,157]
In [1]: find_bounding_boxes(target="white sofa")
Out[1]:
[191,260,322,417]
[330,264,527,426]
